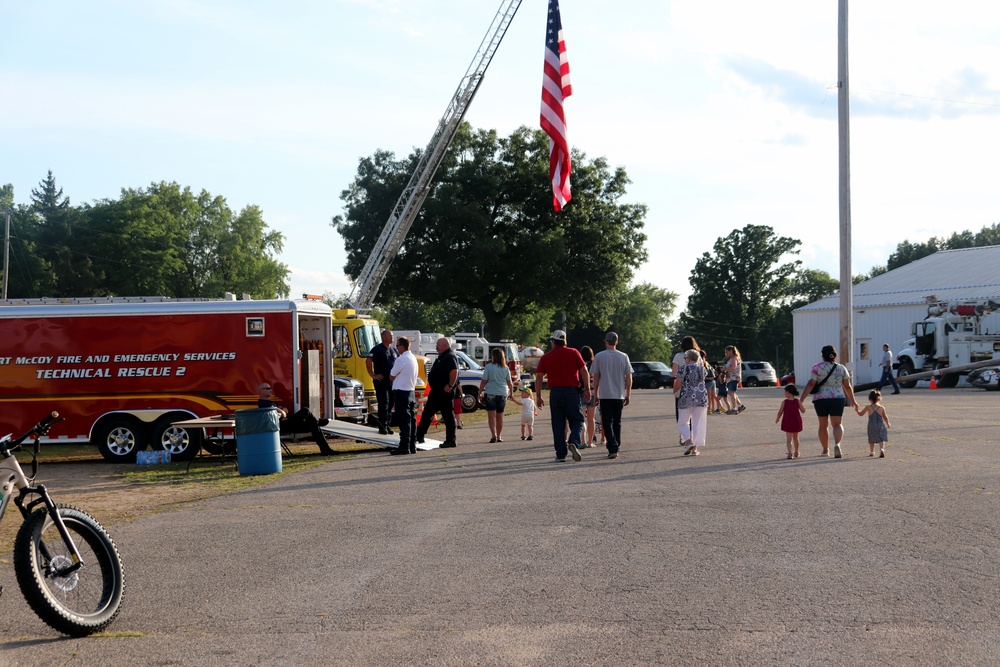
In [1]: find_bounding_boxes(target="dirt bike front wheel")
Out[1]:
[13,504,126,636]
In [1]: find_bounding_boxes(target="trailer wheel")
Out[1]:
[896,360,918,389]
[461,388,480,413]
[937,372,960,389]
[95,417,145,463]
[151,418,201,461]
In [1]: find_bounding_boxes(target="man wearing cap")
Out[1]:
[534,330,591,462]
[589,332,633,460]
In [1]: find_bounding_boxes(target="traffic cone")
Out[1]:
[929,373,938,390]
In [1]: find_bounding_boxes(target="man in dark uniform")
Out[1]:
[366,329,398,434]
[416,337,460,448]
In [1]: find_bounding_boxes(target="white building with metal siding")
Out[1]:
[792,245,1000,386]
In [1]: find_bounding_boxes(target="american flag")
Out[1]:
[540,0,572,212]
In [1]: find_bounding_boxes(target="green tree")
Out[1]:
[30,171,98,295]
[1,184,56,298]
[605,283,677,361]
[85,182,289,298]
[881,222,1000,274]
[332,123,648,340]
[680,224,801,361]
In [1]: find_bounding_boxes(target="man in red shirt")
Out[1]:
[535,330,591,462]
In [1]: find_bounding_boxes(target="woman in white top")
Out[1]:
[723,345,745,414]
[672,336,700,444]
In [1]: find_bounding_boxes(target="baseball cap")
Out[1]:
[550,329,567,341]
[605,331,619,343]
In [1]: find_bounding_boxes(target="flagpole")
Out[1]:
[838,0,853,369]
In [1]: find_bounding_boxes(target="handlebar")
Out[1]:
[5,412,64,450]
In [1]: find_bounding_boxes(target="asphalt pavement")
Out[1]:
[2,385,999,666]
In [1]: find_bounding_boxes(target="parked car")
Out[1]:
[334,376,367,422]
[424,349,486,412]
[741,361,777,387]
[780,372,795,386]
[631,361,674,389]
[968,365,1000,391]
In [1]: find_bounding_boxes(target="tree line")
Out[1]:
[334,123,1000,368]
[1,173,289,300]
[6,126,996,369]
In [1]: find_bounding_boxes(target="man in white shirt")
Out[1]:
[389,336,419,455]
[589,331,633,460]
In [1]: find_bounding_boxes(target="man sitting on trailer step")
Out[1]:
[257,382,334,455]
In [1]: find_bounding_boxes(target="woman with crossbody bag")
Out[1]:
[798,344,859,458]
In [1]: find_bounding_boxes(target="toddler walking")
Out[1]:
[511,387,539,441]
[856,390,891,457]
[775,384,806,459]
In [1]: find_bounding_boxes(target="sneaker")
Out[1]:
[682,439,693,447]
[725,409,739,415]
[553,457,566,463]
[834,444,843,458]
[440,441,457,448]
[489,437,497,443]
[416,436,425,444]
[521,435,526,440]
[691,450,700,456]
[607,452,618,459]
[820,451,831,457]
[879,450,885,458]
[891,391,900,395]
[527,435,533,441]
[567,443,582,462]
[457,424,464,429]
[684,445,696,456]
[737,404,746,413]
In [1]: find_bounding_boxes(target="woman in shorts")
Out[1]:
[799,344,859,458]
[479,348,514,443]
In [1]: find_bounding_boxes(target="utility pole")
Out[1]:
[2,207,10,299]
[838,0,853,369]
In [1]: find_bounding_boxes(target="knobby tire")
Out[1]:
[13,504,126,636]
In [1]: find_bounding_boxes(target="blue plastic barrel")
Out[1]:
[235,408,282,476]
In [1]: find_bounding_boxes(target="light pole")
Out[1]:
[2,207,10,300]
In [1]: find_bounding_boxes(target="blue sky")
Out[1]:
[3,0,1000,309]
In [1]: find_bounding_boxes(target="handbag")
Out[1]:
[810,364,838,395]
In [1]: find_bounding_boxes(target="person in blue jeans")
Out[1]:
[876,343,901,394]
[534,330,591,463]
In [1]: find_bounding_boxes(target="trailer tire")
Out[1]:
[896,360,918,389]
[461,388,480,413]
[151,418,201,461]
[95,417,145,463]
[937,372,960,389]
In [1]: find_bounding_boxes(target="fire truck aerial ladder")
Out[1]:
[346,0,523,311]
